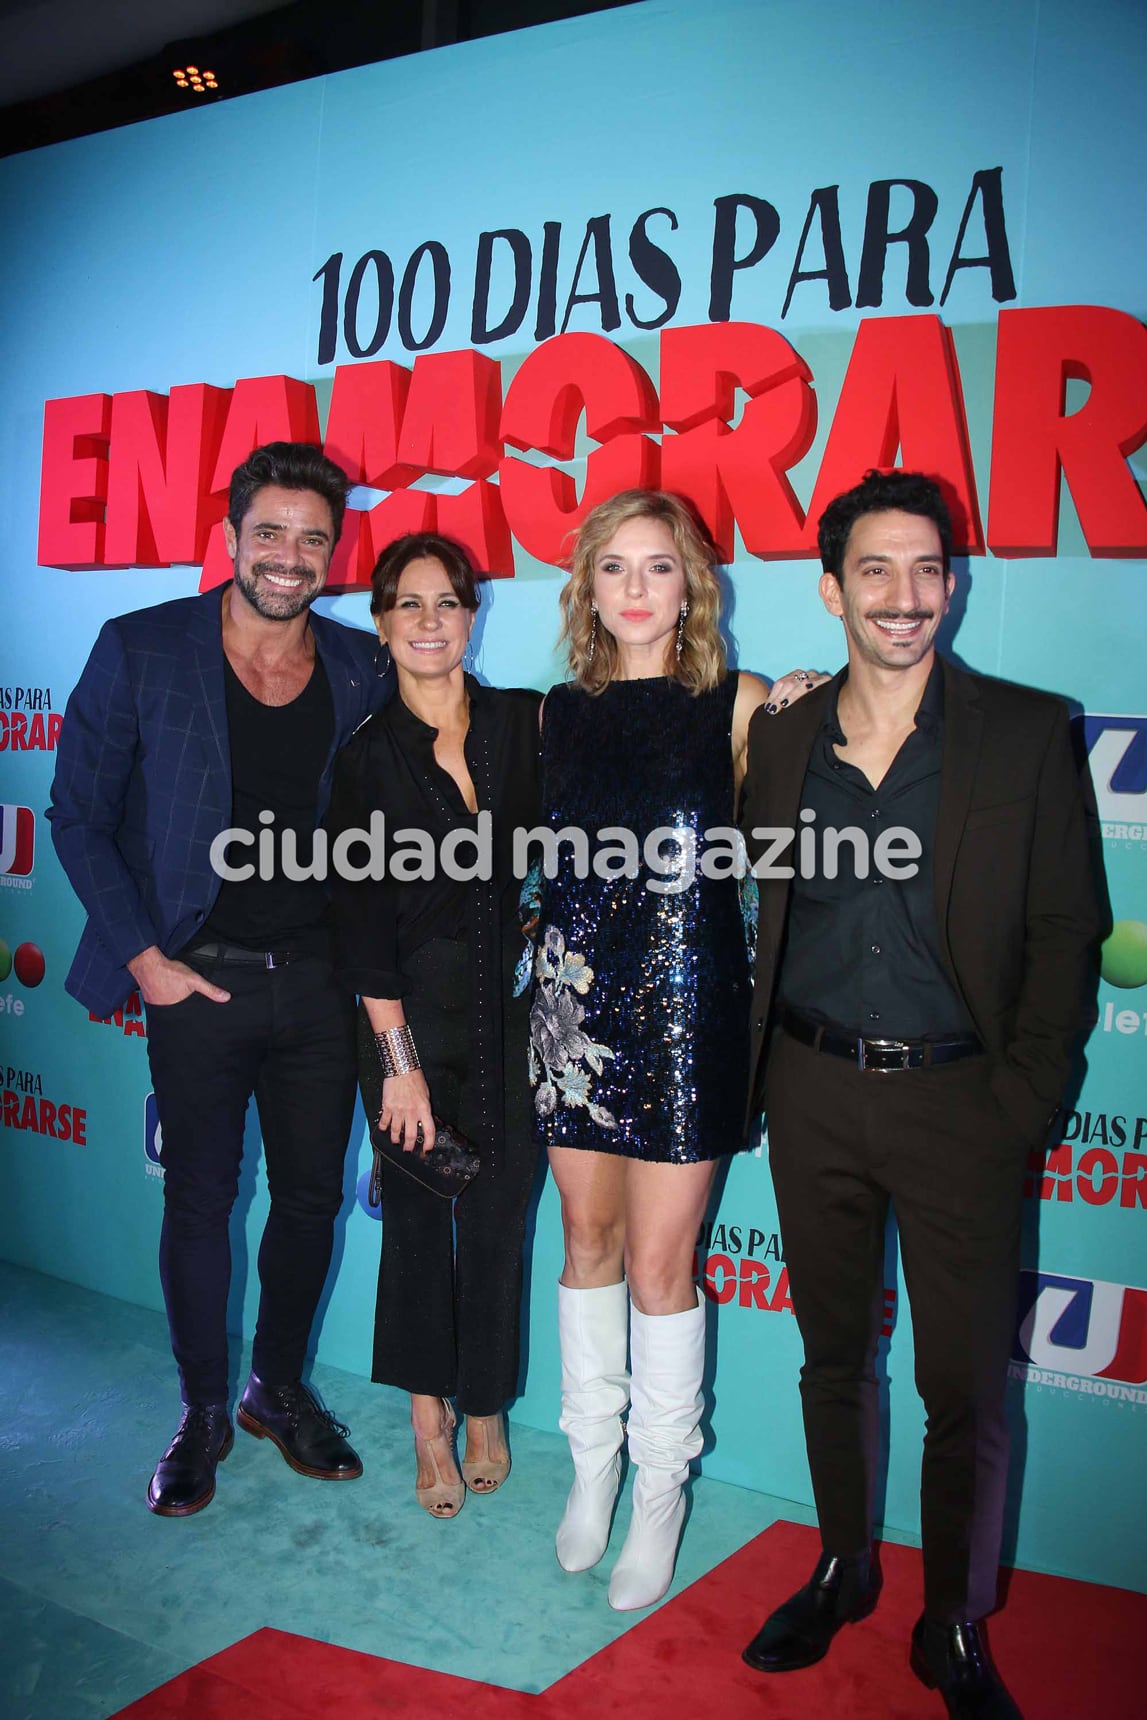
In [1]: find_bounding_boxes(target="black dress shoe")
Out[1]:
[147,1403,234,1517]
[742,1550,881,1672]
[236,1372,363,1479]
[910,1615,1023,1718]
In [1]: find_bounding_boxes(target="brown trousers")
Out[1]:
[765,1028,1026,1622]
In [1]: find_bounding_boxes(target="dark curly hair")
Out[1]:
[228,442,352,543]
[817,470,953,580]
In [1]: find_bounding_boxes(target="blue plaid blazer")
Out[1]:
[48,588,393,1017]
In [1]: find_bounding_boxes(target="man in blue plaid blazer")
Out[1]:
[49,442,393,1516]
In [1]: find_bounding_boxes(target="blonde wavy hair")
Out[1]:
[558,490,727,695]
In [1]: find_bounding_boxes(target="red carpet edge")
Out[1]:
[114,1519,1145,1719]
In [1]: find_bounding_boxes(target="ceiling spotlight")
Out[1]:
[172,64,222,95]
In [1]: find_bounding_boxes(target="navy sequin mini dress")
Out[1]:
[529,673,752,1163]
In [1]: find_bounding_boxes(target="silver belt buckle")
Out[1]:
[857,1036,912,1073]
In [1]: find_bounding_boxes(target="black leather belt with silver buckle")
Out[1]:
[779,1006,982,1073]
[188,941,294,969]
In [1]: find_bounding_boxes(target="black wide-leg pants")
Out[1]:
[146,952,357,1405]
[764,1029,1026,1623]
[369,938,538,1416]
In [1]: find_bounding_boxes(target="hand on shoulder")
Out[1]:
[733,667,830,783]
[764,667,832,713]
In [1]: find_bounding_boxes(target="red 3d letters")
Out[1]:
[37,309,1147,585]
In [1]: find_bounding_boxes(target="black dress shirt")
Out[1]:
[328,677,541,1167]
[328,677,542,1000]
[777,660,976,1040]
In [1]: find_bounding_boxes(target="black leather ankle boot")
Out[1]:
[743,1549,881,1673]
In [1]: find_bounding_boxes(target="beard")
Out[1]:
[233,559,321,621]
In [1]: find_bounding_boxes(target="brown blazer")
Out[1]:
[741,656,1102,1146]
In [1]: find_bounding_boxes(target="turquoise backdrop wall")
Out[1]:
[1,0,1144,1593]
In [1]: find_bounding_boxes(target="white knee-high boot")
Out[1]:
[555,1280,630,1573]
[607,1289,706,1611]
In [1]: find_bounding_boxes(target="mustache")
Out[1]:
[868,609,933,622]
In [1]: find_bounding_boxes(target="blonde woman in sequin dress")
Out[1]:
[530,489,821,1608]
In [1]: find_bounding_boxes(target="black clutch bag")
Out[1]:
[357,1011,481,1201]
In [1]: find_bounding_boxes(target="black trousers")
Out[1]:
[369,939,537,1416]
[764,1029,1025,1622]
[146,951,357,1405]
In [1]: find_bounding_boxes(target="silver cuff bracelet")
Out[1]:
[374,1024,421,1079]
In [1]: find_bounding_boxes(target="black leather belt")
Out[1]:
[779,1006,983,1073]
[188,941,294,969]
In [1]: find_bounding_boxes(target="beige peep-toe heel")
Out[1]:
[462,1411,511,1494]
[412,1398,465,1518]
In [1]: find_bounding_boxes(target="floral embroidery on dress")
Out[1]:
[513,857,543,996]
[528,926,618,1128]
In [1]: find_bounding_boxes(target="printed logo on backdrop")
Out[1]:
[693,1218,897,1333]
[1,1065,86,1143]
[143,1092,163,1180]
[1080,716,1147,1053]
[0,689,61,754]
[1027,1108,1147,1210]
[0,805,35,890]
[1097,991,1147,1040]
[1083,714,1147,846]
[1011,1272,1147,1407]
[0,930,45,1020]
[90,989,147,1039]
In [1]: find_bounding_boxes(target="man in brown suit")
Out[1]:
[739,471,1100,1718]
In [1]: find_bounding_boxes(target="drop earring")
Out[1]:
[588,603,599,664]
[675,601,689,661]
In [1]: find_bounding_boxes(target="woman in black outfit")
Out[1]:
[329,534,540,1517]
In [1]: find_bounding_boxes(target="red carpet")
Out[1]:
[115,1520,1143,1718]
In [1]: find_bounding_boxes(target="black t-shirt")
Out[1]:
[201,653,335,952]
